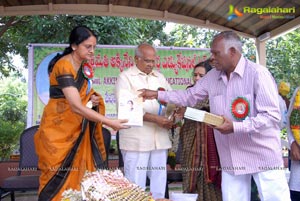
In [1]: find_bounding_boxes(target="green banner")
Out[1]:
[30,44,210,126]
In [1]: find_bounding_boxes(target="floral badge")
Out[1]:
[82,63,94,80]
[82,63,94,95]
[231,97,250,120]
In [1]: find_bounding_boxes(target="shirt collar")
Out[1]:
[218,56,245,80]
[130,65,158,77]
[233,56,245,78]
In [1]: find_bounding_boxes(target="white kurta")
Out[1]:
[115,65,172,151]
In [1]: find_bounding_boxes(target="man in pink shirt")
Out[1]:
[140,31,290,201]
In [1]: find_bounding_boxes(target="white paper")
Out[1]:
[170,192,198,201]
[184,107,206,122]
[117,90,143,127]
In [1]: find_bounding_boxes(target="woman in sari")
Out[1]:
[179,60,222,201]
[34,26,128,201]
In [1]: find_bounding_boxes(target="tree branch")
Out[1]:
[0,16,16,37]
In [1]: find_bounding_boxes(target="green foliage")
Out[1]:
[267,28,300,94]
[241,38,256,62]
[162,24,218,48]
[0,120,25,159]
[0,76,27,123]
[0,15,166,77]
[110,139,117,150]
[280,127,287,141]
[109,139,118,154]
[90,17,167,45]
[290,109,300,126]
[161,24,257,62]
[0,75,27,159]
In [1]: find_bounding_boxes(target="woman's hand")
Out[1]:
[90,94,101,107]
[106,119,130,131]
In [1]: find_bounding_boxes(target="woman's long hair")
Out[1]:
[48,26,98,75]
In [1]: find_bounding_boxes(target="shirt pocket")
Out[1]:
[210,94,225,116]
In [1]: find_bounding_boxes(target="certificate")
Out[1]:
[117,90,143,127]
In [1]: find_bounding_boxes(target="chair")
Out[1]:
[0,125,40,201]
[0,126,111,200]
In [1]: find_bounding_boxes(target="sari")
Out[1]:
[34,59,107,201]
[179,99,222,201]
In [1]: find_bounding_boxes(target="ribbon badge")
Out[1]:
[82,63,94,95]
[231,97,250,120]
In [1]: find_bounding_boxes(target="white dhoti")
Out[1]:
[121,149,167,199]
[222,170,291,201]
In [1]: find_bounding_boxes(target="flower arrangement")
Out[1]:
[62,170,155,201]
[278,81,290,97]
[61,189,82,201]
[290,89,300,145]
[167,151,176,169]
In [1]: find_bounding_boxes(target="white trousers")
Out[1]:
[121,149,167,199]
[222,170,291,201]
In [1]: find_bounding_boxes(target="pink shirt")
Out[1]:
[159,57,284,175]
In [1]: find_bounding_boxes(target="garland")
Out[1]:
[290,89,300,145]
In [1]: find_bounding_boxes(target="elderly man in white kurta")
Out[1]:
[114,43,173,199]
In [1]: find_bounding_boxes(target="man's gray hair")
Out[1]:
[135,43,157,57]
[212,31,243,53]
